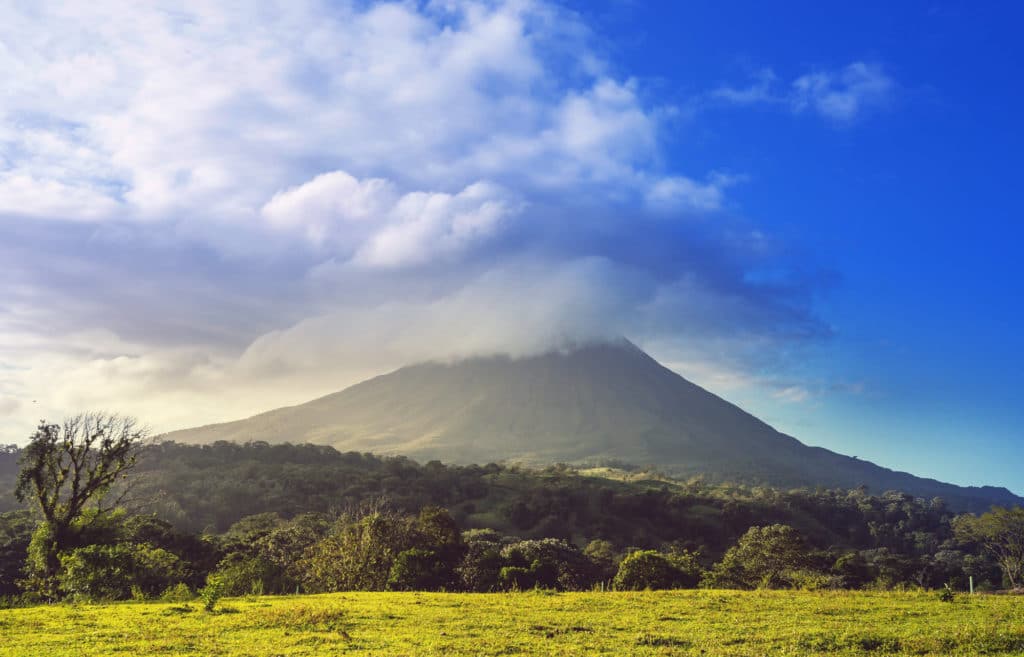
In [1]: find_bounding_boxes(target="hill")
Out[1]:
[163,340,1021,511]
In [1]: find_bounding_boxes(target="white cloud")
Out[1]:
[645,173,740,212]
[261,171,399,246]
[0,1,835,440]
[792,62,895,122]
[711,68,779,105]
[0,1,671,235]
[259,170,521,267]
[773,385,812,404]
[713,62,896,123]
[353,181,521,268]
[0,174,121,220]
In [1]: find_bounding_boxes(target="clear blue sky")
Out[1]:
[0,1,1020,492]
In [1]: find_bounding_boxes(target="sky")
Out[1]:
[1,1,1021,493]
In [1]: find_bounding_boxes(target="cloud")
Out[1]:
[713,62,896,122]
[0,398,21,418]
[711,68,779,106]
[0,1,670,230]
[791,62,895,121]
[0,1,837,439]
[773,385,812,404]
[645,173,740,212]
[261,171,522,268]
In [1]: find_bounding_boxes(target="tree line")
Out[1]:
[0,414,1022,603]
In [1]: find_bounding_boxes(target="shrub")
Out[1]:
[456,532,505,592]
[612,550,700,590]
[500,539,595,591]
[211,553,283,596]
[58,543,185,600]
[161,582,193,602]
[387,548,448,591]
[583,540,620,583]
[498,566,535,591]
[200,575,224,612]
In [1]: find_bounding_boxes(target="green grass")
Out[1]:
[1,590,1023,656]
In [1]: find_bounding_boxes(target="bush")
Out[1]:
[612,550,699,590]
[199,575,224,612]
[161,582,193,602]
[387,548,448,591]
[500,539,595,591]
[58,543,185,600]
[211,553,284,596]
[456,531,505,592]
[498,565,535,591]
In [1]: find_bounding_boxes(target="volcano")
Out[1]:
[163,340,1020,511]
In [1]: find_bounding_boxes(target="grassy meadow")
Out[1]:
[2,590,1023,656]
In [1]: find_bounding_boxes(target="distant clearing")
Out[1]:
[3,590,1023,656]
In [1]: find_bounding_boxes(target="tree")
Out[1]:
[297,506,463,592]
[613,550,680,590]
[387,548,448,591]
[703,524,813,589]
[612,548,701,590]
[455,529,506,592]
[15,413,146,594]
[953,506,1024,589]
[499,538,596,591]
[583,539,620,583]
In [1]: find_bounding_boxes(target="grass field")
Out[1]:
[1,590,1023,656]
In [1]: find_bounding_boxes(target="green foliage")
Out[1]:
[832,551,874,588]
[57,543,185,600]
[703,524,815,589]
[499,538,594,591]
[953,506,1024,588]
[0,510,33,596]
[612,549,700,590]
[160,582,193,602]
[613,551,678,590]
[938,583,956,602]
[455,530,505,592]
[299,509,418,592]
[583,539,619,582]
[15,414,144,595]
[299,506,464,593]
[387,548,448,591]
[497,565,535,590]
[199,575,224,612]
[1,440,1019,596]
[211,553,282,597]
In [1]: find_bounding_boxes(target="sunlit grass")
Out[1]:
[2,590,1022,656]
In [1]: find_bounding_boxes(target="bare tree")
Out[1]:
[15,413,147,590]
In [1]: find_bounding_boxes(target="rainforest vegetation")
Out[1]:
[0,435,1021,604]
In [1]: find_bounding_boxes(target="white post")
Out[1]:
[969,576,974,595]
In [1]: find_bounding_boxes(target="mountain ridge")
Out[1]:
[163,340,1021,512]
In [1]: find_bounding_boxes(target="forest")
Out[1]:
[0,436,1020,604]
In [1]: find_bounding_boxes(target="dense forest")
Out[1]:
[0,440,1018,603]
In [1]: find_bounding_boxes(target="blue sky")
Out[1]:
[596,1,1024,490]
[0,1,1021,493]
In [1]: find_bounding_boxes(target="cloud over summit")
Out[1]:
[0,1,833,435]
